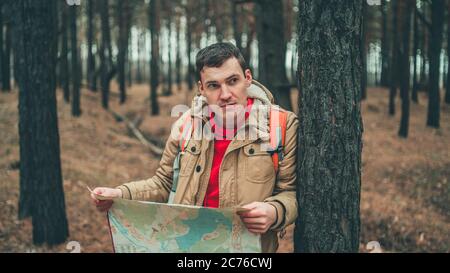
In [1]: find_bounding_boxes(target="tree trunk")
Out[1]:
[412,7,419,103]
[0,1,4,91]
[117,0,130,104]
[149,0,160,115]
[389,0,400,116]
[163,10,172,96]
[256,0,292,111]
[70,5,81,117]
[86,0,96,92]
[380,0,390,87]
[61,5,70,103]
[361,2,367,100]
[1,2,12,92]
[398,1,414,138]
[186,7,194,91]
[445,2,450,104]
[294,0,363,253]
[99,0,115,109]
[12,0,69,245]
[175,16,182,91]
[426,0,444,128]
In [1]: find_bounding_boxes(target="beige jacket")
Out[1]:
[117,80,299,253]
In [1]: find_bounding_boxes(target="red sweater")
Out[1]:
[203,98,254,208]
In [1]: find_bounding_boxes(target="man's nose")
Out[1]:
[219,84,232,101]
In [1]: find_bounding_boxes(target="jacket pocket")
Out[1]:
[179,141,201,177]
[243,144,275,184]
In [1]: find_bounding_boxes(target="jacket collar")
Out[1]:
[189,80,274,142]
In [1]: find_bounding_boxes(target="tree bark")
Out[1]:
[389,0,399,116]
[426,0,444,128]
[12,0,69,245]
[294,0,363,253]
[398,1,414,138]
[86,0,96,92]
[117,0,130,104]
[99,0,116,109]
[61,4,70,103]
[380,0,390,87]
[1,2,11,92]
[361,2,367,100]
[255,0,292,111]
[149,0,160,115]
[70,5,81,117]
[445,1,450,104]
[412,7,419,103]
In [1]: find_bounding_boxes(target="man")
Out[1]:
[91,42,298,253]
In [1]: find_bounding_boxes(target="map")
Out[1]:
[106,198,262,253]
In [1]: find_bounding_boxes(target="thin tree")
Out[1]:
[60,4,70,103]
[117,0,131,104]
[398,0,414,138]
[380,0,390,87]
[295,0,363,252]
[70,5,81,117]
[420,0,445,128]
[149,0,160,115]
[99,0,116,109]
[389,0,400,116]
[86,0,97,91]
[12,0,69,245]
[412,7,419,103]
[255,0,292,111]
[445,1,450,104]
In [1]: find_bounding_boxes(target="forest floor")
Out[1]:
[0,83,449,253]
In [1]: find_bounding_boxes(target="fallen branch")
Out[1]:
[109,110,164,156]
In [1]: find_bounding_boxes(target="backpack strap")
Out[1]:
[269,107,288,173]
[168,114,193,204]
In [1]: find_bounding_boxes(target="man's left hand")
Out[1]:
[238,202,277,234]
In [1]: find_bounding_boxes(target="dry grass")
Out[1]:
[0,84,448,253]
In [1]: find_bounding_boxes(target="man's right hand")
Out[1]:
[90,187,122,212]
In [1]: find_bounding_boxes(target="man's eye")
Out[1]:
[208,84,219,89]
[228,78,238,85]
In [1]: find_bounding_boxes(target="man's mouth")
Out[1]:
[220,103,236,108]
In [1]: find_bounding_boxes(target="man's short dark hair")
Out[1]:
[195,42,248,81]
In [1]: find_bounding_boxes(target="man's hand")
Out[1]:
[90,187,122,212]
[238,202,277,234]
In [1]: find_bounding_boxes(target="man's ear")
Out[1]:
[197,80,205,96]
[244,69,253,87]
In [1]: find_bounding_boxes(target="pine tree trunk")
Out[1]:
[0,1,4,92]
[380,0,390,87]
[445,2,450,104]
[389,0,399,116]
[2,14,11,91]
[149,0,160,115]
[186,8,194,91]
[426,0,444,128]
[117,0,129,104]
[13,0,69,245]
[163,11,172,96]
[86,0,96,92]
[100,0,115,109]
[294,0,363,253]
[70,5,81,117]
[256,0,292,111]
[361,3,367,100]
[61,5,70,103]
[412,8,419,103]
[175,17,182,91]
[398,1,414,138]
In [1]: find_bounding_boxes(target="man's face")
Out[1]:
[198,57,252,128]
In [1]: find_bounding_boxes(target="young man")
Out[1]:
[91,42,298,253]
